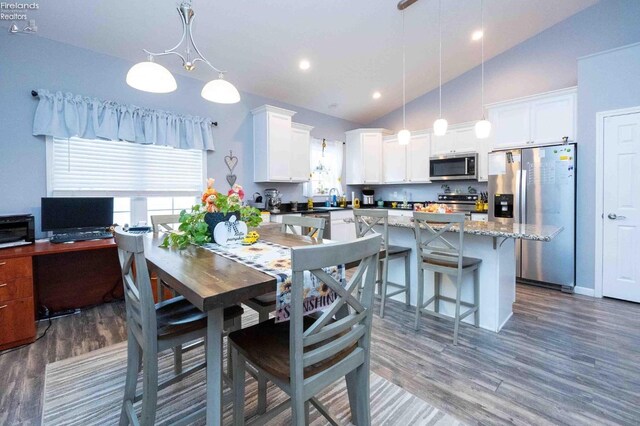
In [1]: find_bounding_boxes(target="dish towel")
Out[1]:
[203,241,345,322]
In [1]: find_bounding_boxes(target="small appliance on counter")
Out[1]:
[0,214,35,249]
[249,192,264,209]
[264,188,282,213]
[362,189,375,206]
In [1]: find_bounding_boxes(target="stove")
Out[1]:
[437,193,479,215]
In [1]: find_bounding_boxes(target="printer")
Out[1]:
[0,214,35,249]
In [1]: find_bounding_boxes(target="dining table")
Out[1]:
[142,224,337,425]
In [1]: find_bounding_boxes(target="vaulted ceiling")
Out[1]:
[26,0,598,123]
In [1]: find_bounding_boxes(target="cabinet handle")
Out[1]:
[0,283,6,288]
[0,262,5,266]
[0,305,7,310]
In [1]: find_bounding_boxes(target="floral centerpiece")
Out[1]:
[161,178,262,249]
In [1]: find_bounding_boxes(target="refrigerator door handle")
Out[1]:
[520,169,527,224]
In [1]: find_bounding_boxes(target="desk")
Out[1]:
[143,226,326,426]
[0,239,122,350]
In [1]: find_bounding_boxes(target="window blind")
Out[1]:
[49,137,205,196]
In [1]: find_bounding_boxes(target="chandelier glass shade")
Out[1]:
[433,118,448,136]
[126,61,177,93]
[201,74,241,104]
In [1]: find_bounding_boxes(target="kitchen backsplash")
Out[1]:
[347,181,488,202]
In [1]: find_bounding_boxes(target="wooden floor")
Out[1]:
[1,285,639,425]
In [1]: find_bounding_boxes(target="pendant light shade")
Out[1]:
[398,129,411,145]
[126,61,177,93]
[475,119,492,139]
[201,75,241,104]
[433,118,449,136]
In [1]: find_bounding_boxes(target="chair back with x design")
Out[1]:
[412,212,466,271]
[353,209,389,250]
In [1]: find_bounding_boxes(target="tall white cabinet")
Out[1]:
[253,105,311,183]
[382,131,431,184]
[345,129,390,184]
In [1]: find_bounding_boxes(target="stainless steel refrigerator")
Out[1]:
[488,144,576,290]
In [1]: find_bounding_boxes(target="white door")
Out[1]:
[290,127,310,181]
[268,113,292,181]
[382,137,407,183]
[490,103,531,148]
[407,133,430,183]
[530,93,576,144]
[603,112,640,302]
[362,133,382,184]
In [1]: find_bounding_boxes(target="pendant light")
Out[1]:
[126,1,240,104]
[398,10,411,146]
[433,0,448,136]
[475,0,491,139]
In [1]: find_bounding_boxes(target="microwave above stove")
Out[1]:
[429,153,477,181]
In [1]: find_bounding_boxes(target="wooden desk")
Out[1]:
[0,239,122,350]
[143,226,325,425]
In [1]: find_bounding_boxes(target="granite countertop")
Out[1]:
[344,216,563,242]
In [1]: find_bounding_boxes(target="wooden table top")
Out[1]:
[143,225,326,312]
[0,238,116,260]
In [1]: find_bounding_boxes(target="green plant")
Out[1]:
[160,203,211,249]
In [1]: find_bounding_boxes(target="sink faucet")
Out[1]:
[329,188,338,207]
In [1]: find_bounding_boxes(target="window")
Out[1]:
[308,138,344,196]
[47,137,206,225]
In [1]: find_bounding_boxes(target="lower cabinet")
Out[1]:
[330,210,356,242]
[0,256,36,350]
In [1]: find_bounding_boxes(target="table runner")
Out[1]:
[203,241,345,322]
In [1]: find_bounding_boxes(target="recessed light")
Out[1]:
[299,59,311,70]
[471,30,483,41]
[372,91,382,100]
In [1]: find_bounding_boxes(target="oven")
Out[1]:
[430,153,478,181]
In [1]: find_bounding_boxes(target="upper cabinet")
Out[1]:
[253,105,312,183]
[406,132,431,183]
[431,126,477,155]
[382,136,406,184]
[346,129,389,184]
[487,87,577,150]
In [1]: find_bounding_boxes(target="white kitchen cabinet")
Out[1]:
[471,212,488,222]
[407,132,431,183]
[290,122,313,181]
[431,125,476,155]
[330,210,356,242]
[382,136,407,184]
[253,105,312,183]
[487,87,577,150]
[476,140,491,182]
[345,129,390,184]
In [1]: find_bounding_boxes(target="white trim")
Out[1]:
[573,286,595,297]
[578,41,640,61]
[594,105,640,299]
[497,311,513,333]
[485,86,577,109]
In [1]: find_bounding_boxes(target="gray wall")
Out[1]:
[0,32,360,236]
[576,42,640,290]
[365,0,640,290]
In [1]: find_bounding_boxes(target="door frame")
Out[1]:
[594,105,640,298]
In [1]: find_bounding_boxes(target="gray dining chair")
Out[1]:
[353,209,411,318]
[243,214,327,415]
[150,214,181,302]
[230,233,381,425]
[114,227,244,426]
[281,214,326,239]
[412,212,481,345]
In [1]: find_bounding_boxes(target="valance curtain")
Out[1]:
[32,89,215,151]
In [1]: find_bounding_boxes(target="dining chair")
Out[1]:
[150,213,181,233]
[412,212,481,345]
[114,227,244,426]
[150,214,181,302]
[230,233,382,426]
[353,209,411,318]
[281,215,326,239]
[242,214,327,415]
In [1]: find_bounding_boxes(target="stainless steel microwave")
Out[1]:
[429,153,478,181]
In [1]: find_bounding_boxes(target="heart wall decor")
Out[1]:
[224,150,238,188]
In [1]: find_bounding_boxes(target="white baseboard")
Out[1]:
[573,286,595,297]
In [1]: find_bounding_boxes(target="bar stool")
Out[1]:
[412,212,481,345]
[353,209,411,318]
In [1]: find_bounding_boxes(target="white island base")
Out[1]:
[385,225,516,332]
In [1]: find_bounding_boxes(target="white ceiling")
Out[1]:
[28,0,598,123]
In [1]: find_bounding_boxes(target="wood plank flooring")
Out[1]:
[1,285,639,425]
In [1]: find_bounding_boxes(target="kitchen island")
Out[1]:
[346,216,563,332]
